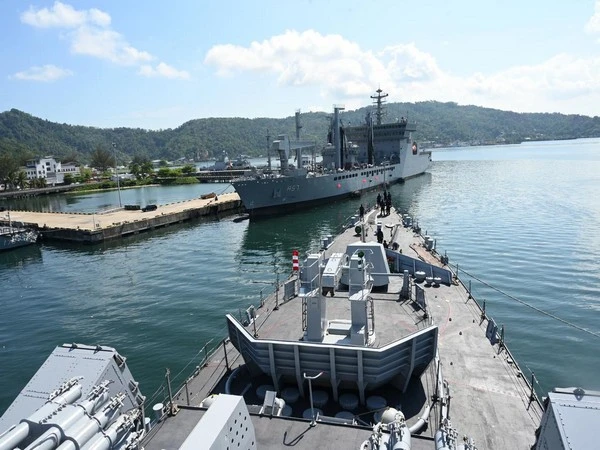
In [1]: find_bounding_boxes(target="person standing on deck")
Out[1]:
[359,204,365,220]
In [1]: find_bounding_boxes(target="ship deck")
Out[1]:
[143,206,544,450]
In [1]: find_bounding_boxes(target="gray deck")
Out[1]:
[144,406,437,450]
[144,206,544,449]
[254,286,426,345]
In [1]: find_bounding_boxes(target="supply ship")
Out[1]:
[1,205,597,449]
[232,89,431,216]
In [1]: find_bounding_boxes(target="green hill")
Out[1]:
[1,101,599,165]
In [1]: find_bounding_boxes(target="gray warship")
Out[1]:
[1,205,597,449]
[233,89,432,216]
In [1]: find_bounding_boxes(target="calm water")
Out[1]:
[1,138,600,414]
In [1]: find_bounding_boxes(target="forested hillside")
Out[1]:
[1,101,599,165]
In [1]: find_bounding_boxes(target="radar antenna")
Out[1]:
[370,88,388,126]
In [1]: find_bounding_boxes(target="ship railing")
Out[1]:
[150,272,302,411]
[449,262,543,408]
[408,220,545,412]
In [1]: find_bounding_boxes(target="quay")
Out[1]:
[1,192,242,244]
[143,205,543,450]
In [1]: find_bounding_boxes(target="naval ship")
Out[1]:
[233,89,431,216]
[0,205,596,449]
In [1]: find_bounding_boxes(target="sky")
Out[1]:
[1,0,600,130]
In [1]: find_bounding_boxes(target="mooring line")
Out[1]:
[450,263,600,340]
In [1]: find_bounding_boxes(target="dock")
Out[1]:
[1,192,242,244]
[143,205,544,450]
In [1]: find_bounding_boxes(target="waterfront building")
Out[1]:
[23,157,80,185]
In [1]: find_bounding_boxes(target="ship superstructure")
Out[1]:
[232,90,431,215]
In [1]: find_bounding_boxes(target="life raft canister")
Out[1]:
[412,142,418,155]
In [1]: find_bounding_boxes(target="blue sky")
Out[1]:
[2,0,600,129]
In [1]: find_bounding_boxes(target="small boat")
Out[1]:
[0,213,38,252]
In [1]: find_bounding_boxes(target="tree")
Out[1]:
[5,171,17,190]
[62,152,81,164]
[157,167,173,178]
[0,154,19,186]
[140,161,154,178]
[79,167,92,182]
[63,173,74,185]
[90,145,115,172]
[29,177,47,189]
[181,164,195,175]
[129,161,141,179]
[15,170,27,189]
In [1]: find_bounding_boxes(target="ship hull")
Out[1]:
[0,230,38,251]
[233,157,430,216]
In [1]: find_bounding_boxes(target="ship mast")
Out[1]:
[266,129,271,171]
[295,110,303,140]
[370,88,388,126]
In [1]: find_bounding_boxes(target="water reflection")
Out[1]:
[0,244,43,269]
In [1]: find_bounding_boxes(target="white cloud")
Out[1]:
[11,64,73,82]
[205,30,437,100]
[139,63,191,80]
[20,2,187,75]
[205,29,600,116]
[71,26,153,65]
[21,1,110,28]
[459,54,600,113]
[585,1,600,35]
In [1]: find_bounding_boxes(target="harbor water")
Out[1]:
[1,138,599,415]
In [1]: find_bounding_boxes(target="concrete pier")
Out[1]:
[1,192,242,244]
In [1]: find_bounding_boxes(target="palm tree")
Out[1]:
[5,171,17,190]
[16,171,27,190]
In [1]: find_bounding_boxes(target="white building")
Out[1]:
[24,157,80,185]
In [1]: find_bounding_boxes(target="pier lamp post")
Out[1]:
[112,142,122,208]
